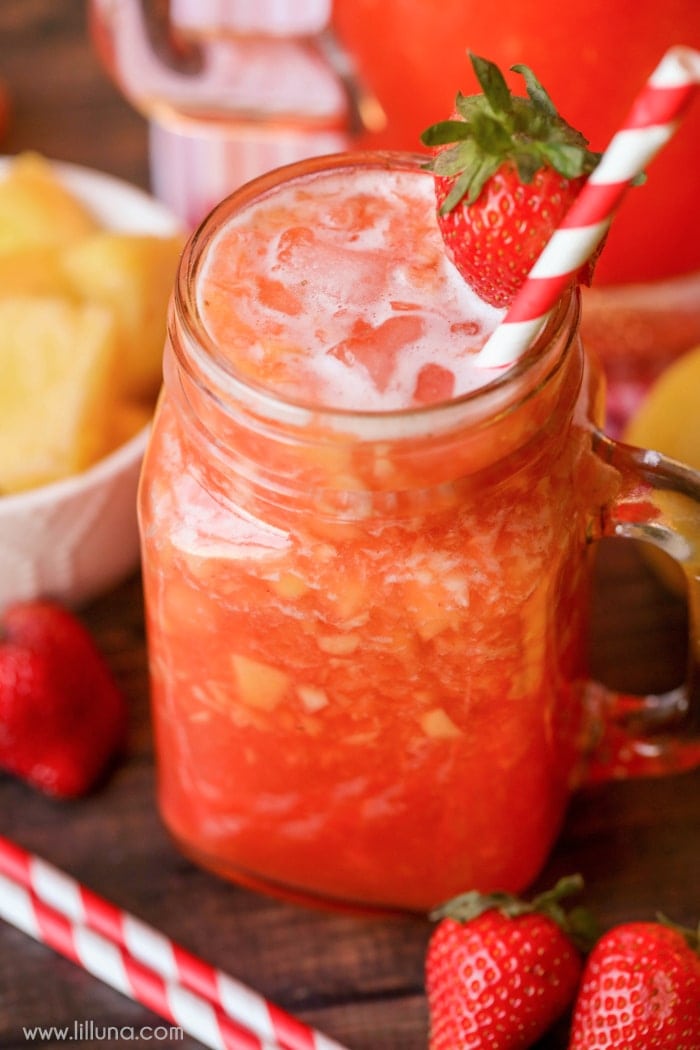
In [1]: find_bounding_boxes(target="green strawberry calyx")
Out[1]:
[657,913,700,954]
[430,873,598,951]
[421,52,602,214]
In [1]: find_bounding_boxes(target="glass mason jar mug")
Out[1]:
[138,151,700,914]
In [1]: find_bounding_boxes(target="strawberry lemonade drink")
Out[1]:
[138,150,609,912]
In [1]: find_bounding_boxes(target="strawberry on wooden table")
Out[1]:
[568,919,700,1049]
[0,600,127,798]
[425,874,593,1050]
[421,52,601,308]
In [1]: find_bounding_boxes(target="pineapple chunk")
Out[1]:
[270,571,309,599]
[231,654,290,711]
[420,707,463,740]
[0,246,73,298]
[0,296,119,493]
[317,632,360,655]
[296,684,329,712]
[0,153,99,254]
[60,231,184,399]
[0,153,181,494]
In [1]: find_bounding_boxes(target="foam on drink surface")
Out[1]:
[198,166,503,411]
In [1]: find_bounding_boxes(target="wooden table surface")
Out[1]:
[0,6,698,1049]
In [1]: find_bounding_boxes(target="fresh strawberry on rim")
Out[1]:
[421,52,602,308]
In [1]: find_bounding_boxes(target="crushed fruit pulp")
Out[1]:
[139,157,602,912]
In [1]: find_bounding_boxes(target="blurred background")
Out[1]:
[0,2,698,443]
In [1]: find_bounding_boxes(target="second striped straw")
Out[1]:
[476,45,700,370]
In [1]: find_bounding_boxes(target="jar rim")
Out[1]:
[172,149,580,441]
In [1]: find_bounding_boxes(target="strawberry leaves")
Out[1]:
[421,51,601,209]
[431,873,598,952]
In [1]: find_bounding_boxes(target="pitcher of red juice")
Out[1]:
[138,151,700,913]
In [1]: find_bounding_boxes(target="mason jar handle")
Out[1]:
[582,429,700,782]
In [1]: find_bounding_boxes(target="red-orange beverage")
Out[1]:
[138,153,697,913]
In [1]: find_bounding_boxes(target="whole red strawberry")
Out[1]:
[0,600,127,798]
[421,53,602,307]
[426,875,593,1050]
[568,919,700,1049]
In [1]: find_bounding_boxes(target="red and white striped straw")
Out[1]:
[0,835,347,1050]
[476,44,700,370]
[0,871,279,1050]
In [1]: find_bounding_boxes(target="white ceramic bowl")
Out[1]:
[0,158,182,609]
